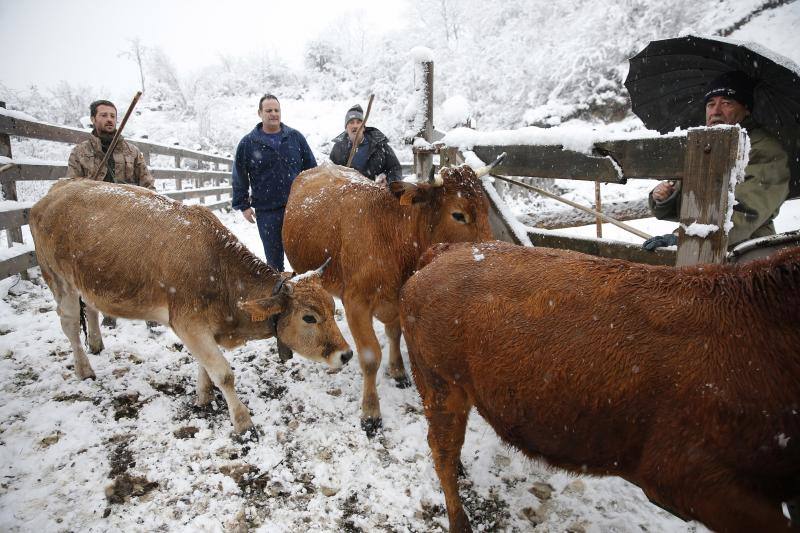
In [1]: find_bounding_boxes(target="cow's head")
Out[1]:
[389,156,503,245]
[239,260,353,369]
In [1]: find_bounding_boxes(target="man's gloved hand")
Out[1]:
[642,233,678,251]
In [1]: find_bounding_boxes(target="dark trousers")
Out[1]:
[254,207,286,272]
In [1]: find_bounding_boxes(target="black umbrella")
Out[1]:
[625,35,800,196]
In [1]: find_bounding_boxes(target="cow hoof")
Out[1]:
[233,426,261,443]
[78,369,97,380]
[101,316,117,328]
[88,341,104,354]
[360,417,383,438]
[393,375,412,389]
[277,340,294,362]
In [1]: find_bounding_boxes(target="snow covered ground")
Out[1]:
[1,3,798,530]
[1,202,738,533]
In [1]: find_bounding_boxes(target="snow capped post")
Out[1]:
[0,100,27,280]
[675,125,745,266]
[408,47,435,181]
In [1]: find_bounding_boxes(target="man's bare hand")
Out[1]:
[242,208,256,223]
[652,181,676,203]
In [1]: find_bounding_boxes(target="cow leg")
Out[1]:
[384,320,411,388]
[196,364,213,407]
[174,325,253,434]
[343,295,383,436]
[39,265,95,379]
[49,280,96,380]
[682,481,794,532]
[420,373,473,533]
[84,304,104,354]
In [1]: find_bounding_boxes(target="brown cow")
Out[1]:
[30,179,352,434]
[400,240,800,532]
[283,161,497,435]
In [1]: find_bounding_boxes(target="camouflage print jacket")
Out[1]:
[649,117,791,247]
[66,132,155,190]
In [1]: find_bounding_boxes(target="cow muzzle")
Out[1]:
[329,348,354,369]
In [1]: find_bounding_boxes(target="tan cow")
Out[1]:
[30,179,352,434]
[283,160,498,435]
[400,240,800,532]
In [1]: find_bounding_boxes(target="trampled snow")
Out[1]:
[1,1,799,531]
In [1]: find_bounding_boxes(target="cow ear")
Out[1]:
[389,182,432,205]
[239,296,284,322]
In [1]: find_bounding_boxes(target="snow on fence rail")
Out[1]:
[418,124,746,268]
[0,105,234,280]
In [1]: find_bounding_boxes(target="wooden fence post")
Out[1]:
[594,181,603,238]
[1,102,29,279]
[439,146,463,168]
[1,103,22,247]
[174,155,182,190]
[413,60,434,181]
[675,127,741,266]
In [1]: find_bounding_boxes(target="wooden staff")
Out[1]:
[89,91,143,182]
[491,173,653,240]
[345,94,375,168]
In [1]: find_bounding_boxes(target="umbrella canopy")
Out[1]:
[625,35,800,196]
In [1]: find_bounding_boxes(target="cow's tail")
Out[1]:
[79,298,87,340]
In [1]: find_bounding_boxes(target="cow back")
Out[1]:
[400,241,800,482]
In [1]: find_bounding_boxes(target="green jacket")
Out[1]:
[649,117,790,247]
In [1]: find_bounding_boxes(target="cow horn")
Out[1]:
[427,168,444,187]
[473,152,507,178]
[315,257,332,275]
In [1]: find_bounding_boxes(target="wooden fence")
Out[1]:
[468,128,744,267]
[408,59,766,268]
[0,107,234,279]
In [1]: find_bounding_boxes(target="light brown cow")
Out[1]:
[400,241,800,532]
[30,179,352,434]
[283,162,495,435]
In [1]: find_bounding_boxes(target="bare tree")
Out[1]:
[119,38,147,93]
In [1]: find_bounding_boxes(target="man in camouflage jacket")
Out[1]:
[645,71,790,250]
[66,99,155,190]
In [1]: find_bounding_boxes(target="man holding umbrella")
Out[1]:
[624,35,798,251]
[644,70,791,249]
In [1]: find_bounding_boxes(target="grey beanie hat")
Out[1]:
[344,104,364,126]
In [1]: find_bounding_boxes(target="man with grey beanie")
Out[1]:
[329,104,402,184]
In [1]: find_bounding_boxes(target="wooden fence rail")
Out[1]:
[0,107,234,280]
[449,127,743,267]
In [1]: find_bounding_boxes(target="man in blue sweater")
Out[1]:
[232,94,317,271]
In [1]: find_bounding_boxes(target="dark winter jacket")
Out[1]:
[329,127,402,184]
[649,117,790,247]
[232,123,317,211]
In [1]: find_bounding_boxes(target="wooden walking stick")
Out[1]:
[345,94,375,168]
[89,90,143,182]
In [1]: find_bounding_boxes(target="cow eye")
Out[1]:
[452,212,467,223]
[302,315,317,324]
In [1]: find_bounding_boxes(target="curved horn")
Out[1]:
[427,168,444,187]
[473,152,507,178]
[315,257,332,275]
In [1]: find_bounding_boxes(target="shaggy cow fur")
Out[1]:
[400,240,800,532]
